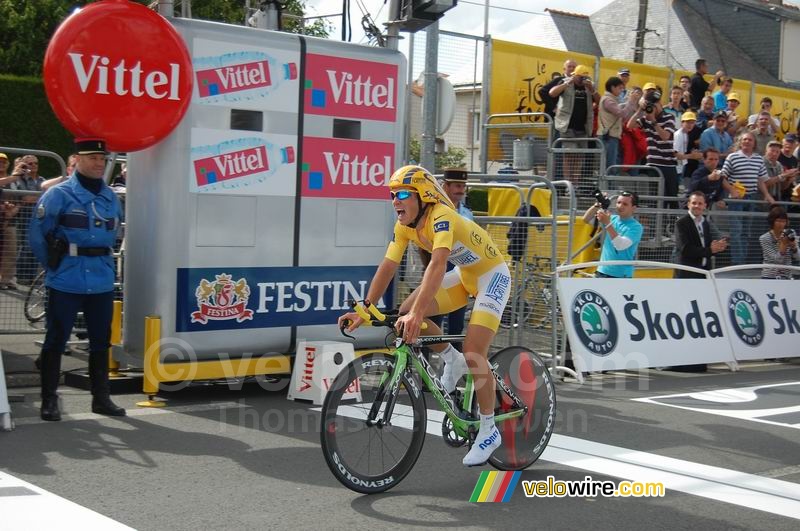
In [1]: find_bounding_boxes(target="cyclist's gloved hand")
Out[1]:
[338,312,364,332]
[396,312,423,344]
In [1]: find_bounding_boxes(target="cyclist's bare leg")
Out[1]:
[399,285,447,353]
[461,323,496,415]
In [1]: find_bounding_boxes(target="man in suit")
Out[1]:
[674,191,728,278]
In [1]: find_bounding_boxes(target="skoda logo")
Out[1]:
[728,290,764,346]
[571,290,618,356]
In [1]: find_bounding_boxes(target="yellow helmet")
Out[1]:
[388,165,455,209]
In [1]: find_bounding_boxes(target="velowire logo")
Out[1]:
[571,290,618,356]
[727,290,764,346]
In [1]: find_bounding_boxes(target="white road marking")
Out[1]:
[319,405,800,519]
[634,381,800,430]
[0,471,134,530]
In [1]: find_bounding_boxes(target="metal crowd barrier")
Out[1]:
[481,113,553,176]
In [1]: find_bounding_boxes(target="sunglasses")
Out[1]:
[390,190,417,201]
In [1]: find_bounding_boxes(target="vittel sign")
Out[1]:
[302,137,394,200]
[43,0,193,152]
[305,54,398,122]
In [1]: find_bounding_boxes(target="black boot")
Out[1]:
[40,350,63,421]
[92,395,126,416]
[40,396,61,421]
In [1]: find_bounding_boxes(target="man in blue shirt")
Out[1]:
[582,191,643,278]
[699,112,734,164]
[29,139,125,421]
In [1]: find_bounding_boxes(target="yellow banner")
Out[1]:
[753,84,800,140]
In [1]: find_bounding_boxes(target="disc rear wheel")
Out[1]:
[487,346,556,470]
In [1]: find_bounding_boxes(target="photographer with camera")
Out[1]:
[582,190,643,278]
[759,206,799,279]
[549,64,600,182]
[628,85,680,205]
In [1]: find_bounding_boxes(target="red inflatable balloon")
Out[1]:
[43,0,193,152]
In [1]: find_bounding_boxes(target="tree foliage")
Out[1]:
[0,0,330,77]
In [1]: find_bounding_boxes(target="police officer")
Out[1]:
[29,139,125,421]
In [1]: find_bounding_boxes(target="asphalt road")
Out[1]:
[1,361,799,530]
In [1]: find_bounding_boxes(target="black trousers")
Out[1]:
[40,288,114,400]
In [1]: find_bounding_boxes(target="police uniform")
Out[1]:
[29,139,125,421]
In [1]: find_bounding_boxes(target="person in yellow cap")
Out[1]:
[674,111,703,189]
[548,64,599,181]
[725,91,743,136]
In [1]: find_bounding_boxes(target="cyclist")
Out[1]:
[338,165,511,466]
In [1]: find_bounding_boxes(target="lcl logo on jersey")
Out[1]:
[304,54,398,122]
[301,137,394,200]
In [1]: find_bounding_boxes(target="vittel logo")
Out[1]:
[196,59,271,96]
[325,70,395,109]
[68,53,182,101]
[193,146,269,186]
[305,54,398,122]
[321,152,391,187]
[303,137,394,200]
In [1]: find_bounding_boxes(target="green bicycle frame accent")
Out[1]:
[379,343,527,439]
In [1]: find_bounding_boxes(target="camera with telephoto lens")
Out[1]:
[593,189,611,210]
[644,90,662,114]
[783,228,797,242]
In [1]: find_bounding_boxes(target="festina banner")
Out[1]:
[557,279,736,373]
[715,279,800,361]
[176,265,390,332]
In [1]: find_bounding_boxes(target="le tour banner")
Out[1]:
[558,278,800,372]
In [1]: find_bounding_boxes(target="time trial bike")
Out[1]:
[320,300,556,494]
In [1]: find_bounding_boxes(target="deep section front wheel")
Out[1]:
[487,346,556,470]
[320,353,427,494]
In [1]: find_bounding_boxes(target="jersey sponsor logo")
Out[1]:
[434,214,447,221]
[486,272,510,305]
[305,54,398,122]
[191,273,254,324]
[449,244,480,266]
[485,243,498,259]
[470,231,482,246]
[477,301,500,314]
[571,289,618,356]
[434,220,450,233]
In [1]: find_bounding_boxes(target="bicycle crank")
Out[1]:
[441,416,467,448]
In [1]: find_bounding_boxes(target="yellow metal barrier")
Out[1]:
[108,300,122,378]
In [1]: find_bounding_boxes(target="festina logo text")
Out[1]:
[326,70,395,109]
[323,152,391,186]
[68,53,180,100]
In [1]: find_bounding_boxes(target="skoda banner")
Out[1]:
[716,279,800,361]
[557,279,735,373]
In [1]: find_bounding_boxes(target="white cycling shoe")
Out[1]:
[440,353,469,394]
[463,425,502,467]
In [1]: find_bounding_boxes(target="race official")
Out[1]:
[29,139,125,421]
[583,191,643,278]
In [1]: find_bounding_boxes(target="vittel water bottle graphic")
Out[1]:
[194,50,298,103]
[192,136,295,192]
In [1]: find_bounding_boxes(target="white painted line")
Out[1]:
[319,405,800,520]
[0,471,133,530]
[634,381,800,430]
